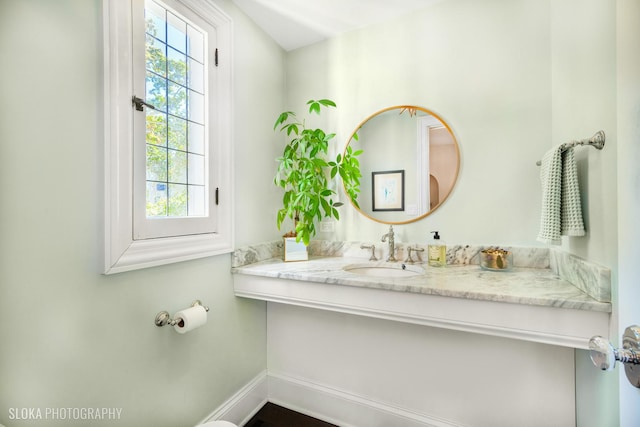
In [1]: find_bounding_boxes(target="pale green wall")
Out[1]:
[550,1,620,426]
[0,0,283,426]
[551,0,617,267]
[287,0,553,246]
[284,0,617,287]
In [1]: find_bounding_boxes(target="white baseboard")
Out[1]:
[197,370,462,427]
[267,372,462,427]
[196,370,268,426]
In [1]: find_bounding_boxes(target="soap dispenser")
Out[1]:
[428,231,446,267]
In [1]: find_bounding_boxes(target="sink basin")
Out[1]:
[343,263,424,278]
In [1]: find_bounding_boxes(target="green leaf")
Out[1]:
[286,124,299,136]
[274,112,292,129]
[320,198,331,214]
[318,99,336,107]
[276,209,286,228]
[308,101,320,114]
[283,191,292,204]
[313,158,328,168]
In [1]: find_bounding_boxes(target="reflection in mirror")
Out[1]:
[345,106,460,224]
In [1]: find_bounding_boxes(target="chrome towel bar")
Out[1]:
[536,130,605,166]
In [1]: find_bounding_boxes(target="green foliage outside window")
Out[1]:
[144,14,196,217]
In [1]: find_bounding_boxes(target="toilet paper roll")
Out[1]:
[173,305,207,334]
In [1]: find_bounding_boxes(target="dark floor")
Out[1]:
[243,402,337,427]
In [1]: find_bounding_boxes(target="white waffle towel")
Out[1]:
[537,145,585,243]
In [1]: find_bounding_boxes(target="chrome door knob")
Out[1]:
[589,325,640,388]
[588,335,617,371]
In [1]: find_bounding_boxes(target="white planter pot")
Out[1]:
[283,237,308,262]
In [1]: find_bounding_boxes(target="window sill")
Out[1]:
[105,233,232,274]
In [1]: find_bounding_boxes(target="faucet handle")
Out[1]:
[405,247,423,263]
[405,247,414,263]
[360,244,378,261]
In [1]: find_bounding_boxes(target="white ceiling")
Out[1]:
[231,0,442,51]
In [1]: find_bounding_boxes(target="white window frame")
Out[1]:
[102,0,234,274]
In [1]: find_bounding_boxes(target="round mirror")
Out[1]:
[345,106,460,224]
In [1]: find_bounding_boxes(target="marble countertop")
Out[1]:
[232,256,612,312]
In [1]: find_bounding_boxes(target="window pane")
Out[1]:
[188,153,205,185]
[168,149,187,184]
[188,185,205,216]
[145,0,166,42]
[146,145,167,181]
[188,122,204,154]
[168,115,186,150]
[187,26,204,63]
[146,110,167,147]
[168,184,187,216]
[168,81,186,118]
[188,89,204,124]
[146,74,167,112]
[143,0,208,220]
[147,182,167,217]
[167,46,186,85]
[167,12,186,53]
[188,58,204,94]
[146,35,167,77]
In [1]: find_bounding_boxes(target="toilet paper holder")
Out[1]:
[155,300,209,327]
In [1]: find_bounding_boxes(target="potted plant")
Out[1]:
[273,99,362,258]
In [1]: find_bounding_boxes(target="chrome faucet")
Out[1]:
[381,225,396,262]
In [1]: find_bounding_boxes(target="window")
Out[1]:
[103,0,233,274]
[135,0,215,239]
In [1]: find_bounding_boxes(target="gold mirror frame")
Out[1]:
[344,105,460,225]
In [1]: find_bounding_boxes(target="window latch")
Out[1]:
[132,95,157,112]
